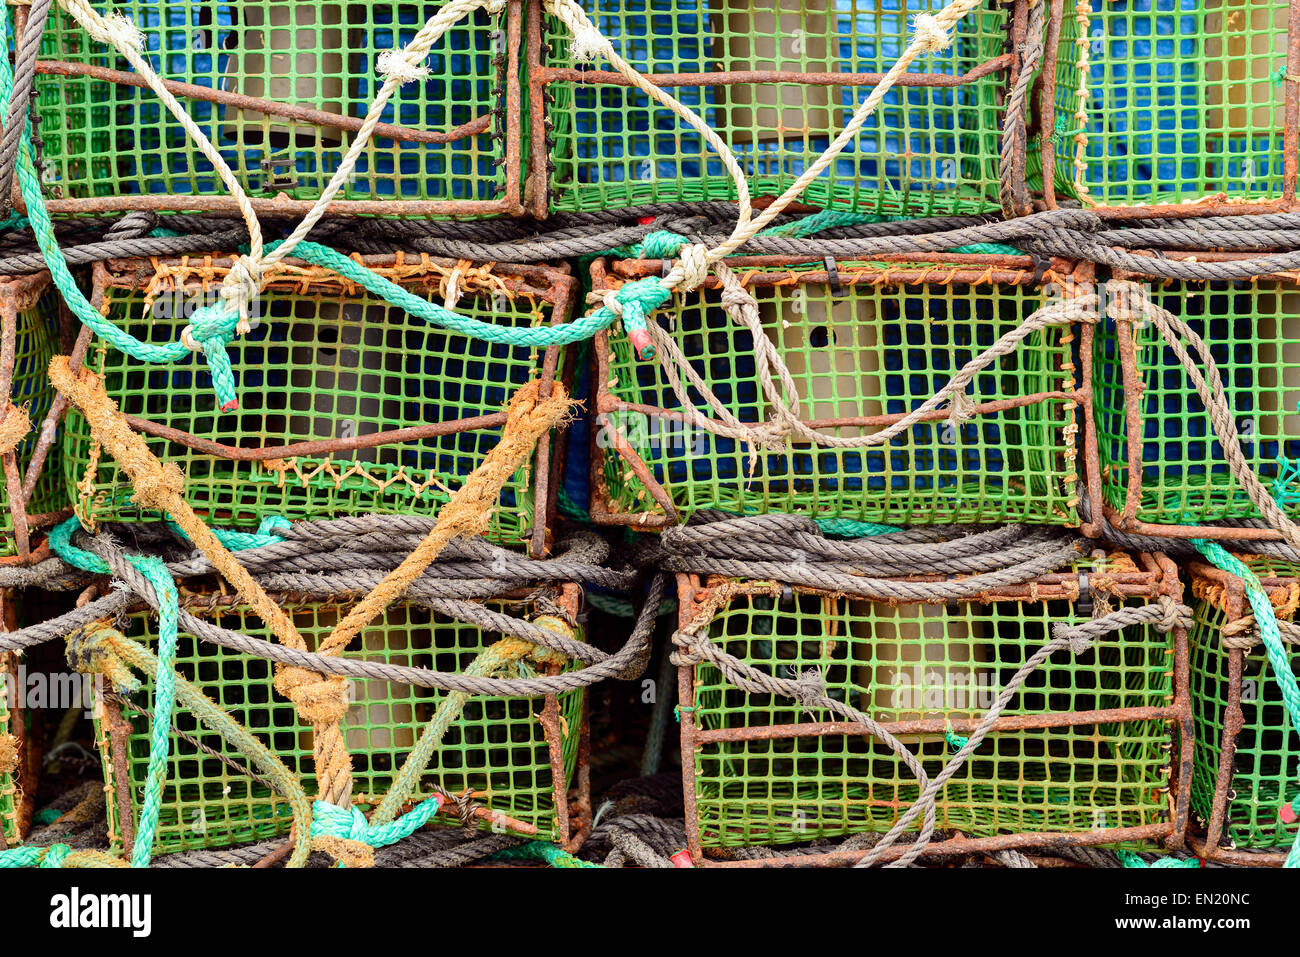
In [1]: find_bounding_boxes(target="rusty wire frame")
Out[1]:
[588,254,1095,530]
[18,0,527,219]
[0,271,64,564]
[524,0,1034,219]
[1027,0,1300,222]
[1185,559,1294,867]
[98,582,593,858]
[59,253,576,558]
[672,550,1193,866]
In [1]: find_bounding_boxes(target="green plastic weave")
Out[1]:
[61,266,556,546]
[1046,0,1289,209]
[0,287,63,558]
[98,597,585,856]
[0,657,18,848]
[599,264,1078,526]
[541,0,1009,216]
[689,559,1175,849]
[1094,278,1300,527]
[33,0,510,211]
[1189,556,1300,853]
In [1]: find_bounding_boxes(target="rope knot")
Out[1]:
[1051,622,1093,656]
[65,622,139,694]
[790,667,827,707]
[131,461,186,511]
[219,255,266,335]
[569,23,607,62]
[676,243,710,292]
[275,666,351,726]
[1156,595,1189,633]
[912,13,953,53]
[0,402,30,454]
[946,389,977,429]
[377,48,432,85]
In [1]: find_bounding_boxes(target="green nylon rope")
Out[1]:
[488,841,601,868]
[1193,539,1300,869]
[1118,849,1200,869]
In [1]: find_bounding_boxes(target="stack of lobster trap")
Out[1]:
[0,0,1298,870]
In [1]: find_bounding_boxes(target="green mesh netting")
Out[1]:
[0,286,63,558]
[61,264,559,546]
[1190,556,1300,853]
[1094,278,1300,527]
[98,597,585,856]
[599,263,1078,526]
[33,0,511,212]
[1044,0,1288,209]
[688,560,1175,849]
[541,0,1009,216]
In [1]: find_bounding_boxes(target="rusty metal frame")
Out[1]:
[1094,253,1300,543]
[1184,559,1293,866]
[588,254,1094,531]
[1031,0,1300,221]
[19,0,526,219]
[74,253,577,559]
[524,0,1027,218]
[104,582,592,859]
[0,272,61,565]
[673,550,1193,866]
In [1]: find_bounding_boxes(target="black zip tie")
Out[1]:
[1029,253,1051,286]
[824,255,845,297]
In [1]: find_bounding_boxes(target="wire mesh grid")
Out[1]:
[591,256,1085,528]
[1039,0,1296,213]
[677,552,1188,861]
[1094,276,1300,531]
[30,0,521,216]
[61,256,574,554]
[97,591,587,856]
[1188,556,1300,862]
[530,0,1014,218]
[0,276,63,560]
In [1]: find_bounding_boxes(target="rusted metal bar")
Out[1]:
[33,60,490,146]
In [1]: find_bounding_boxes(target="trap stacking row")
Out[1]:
[26,0,1300,220]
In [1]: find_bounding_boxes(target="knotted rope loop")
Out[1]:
[273,666,351,726]
[377,48,432,85]
[912,13,954,52]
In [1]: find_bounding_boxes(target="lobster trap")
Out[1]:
[529,0,1021,218]
[62,254,575,556]
[589,255,1088,529]
[28,0,523,217]
[674,550,1191,864]
[95,586,590,857]
[0,273,64,563]
[1090,268,1300,541]
[1186,556,1300,865]
[1035,0,1299,215]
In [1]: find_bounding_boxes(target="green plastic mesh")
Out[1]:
[688,560,1175,849]
[0,657,18,848]
[1047,0,1288,209]
[62,267,557,546]
[600,264,1078,525]
[541,0,1009,216]
[1094,278,1300,527]
[0,288,62,557]
[33,1,510,211]
[98,597,585,856]
[1189,556,1300,853]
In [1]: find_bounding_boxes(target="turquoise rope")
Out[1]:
[487,841,601,868]
[0,844,70,867]
[1193,539,1300,868]
[814,518,900,538]
[310,794,443,850]
[47,515,291,866]
[1117,849,1200,869]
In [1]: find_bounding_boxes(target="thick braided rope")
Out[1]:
[999,0,1046,217]
[1193,540,1300,869]
[855,599,1192,867]
[0,0,53,207]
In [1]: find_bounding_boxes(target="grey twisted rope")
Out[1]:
[1000,0,1046,217]
[0,0,53,210]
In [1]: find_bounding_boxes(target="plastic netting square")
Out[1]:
[32,0,515,214]
[1044,0,1290,209]
[62,259,566,547]
[0,283,63,558]
[538,0,1011,216]
[98,596,586,855]
[1094,278,1300,527]
[595,260,1081,526]
[1189,556,1300,855]
[684,560,1178,850]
